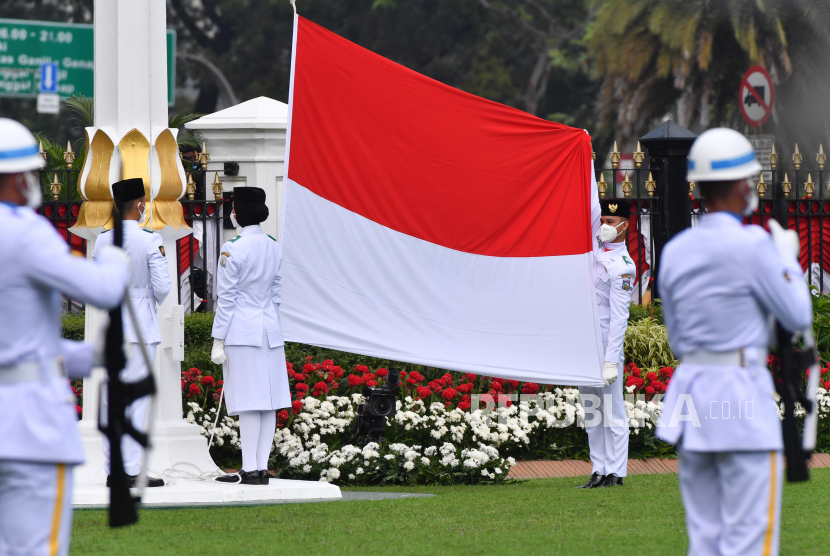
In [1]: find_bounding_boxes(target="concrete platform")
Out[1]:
[73,478,342,509]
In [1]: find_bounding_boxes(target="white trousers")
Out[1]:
[238,410,277,472]
[578,353,628,477]
[679,449,782,556]
[103,343,157,476]
[0,461,74,556]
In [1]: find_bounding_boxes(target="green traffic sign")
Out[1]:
[0,18,176,105]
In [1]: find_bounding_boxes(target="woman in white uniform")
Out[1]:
[210,187,291,485]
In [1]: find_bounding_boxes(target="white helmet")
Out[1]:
[687,127,762,182]
[0,118,46,174]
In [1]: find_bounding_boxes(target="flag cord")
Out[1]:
[290,0,297,14]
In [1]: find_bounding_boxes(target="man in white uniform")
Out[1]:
[0,119,130,556]
[94,178,170,488]
[657,128,812,556]
[211,187,291,485]
[577,199,636,488]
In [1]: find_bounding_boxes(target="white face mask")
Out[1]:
[230,211,239,228]
[599,222,625,243]
[741,184,759,216]
[137,202,146,223]
[16,172,41,208]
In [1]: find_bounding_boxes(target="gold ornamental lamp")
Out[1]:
[805,173,815,198]
[769,144,778,171]
[597,172,608,197]
[50,174,61,200]
[211,172,223,200]
[610,142,621,170]
[818,145,826,171]
[645,171,656,197]
[621,172,632,198]
[633,142,645,168]
[793,144,802,170]
[689,181,696,196]
[757,172,767,198]
[63,141,75,167]
[198,142,210,170]
[185,173,197,200]
[782,173,792,196]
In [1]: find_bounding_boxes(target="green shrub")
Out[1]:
[62,312,85,341]
[183,313,220,374]
[628,301,663,325]
[624,317,678,370]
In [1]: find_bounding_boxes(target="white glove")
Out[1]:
[768,220,800,261]
[602,362,618,386]
[211,338,227,365]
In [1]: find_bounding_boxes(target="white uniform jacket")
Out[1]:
[94,221,170,344]
[212,226,284,348]
[0,203,128,464]
[657,212,812,451]
[595,242,636,362]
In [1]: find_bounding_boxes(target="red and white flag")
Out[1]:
[280,16,603,385]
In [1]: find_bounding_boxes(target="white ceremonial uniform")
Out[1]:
[657,212,812,556]
[212,225,291,415]
[0,202,128,556]
[579,238,635,478]
[94,221,170,475]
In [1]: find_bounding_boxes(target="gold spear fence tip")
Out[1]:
[212,172,223,200]
[818,145,826,170]
[621,171,632,198]
[689,181,696,196]
[38,141,46,161]
[198,142,210,170]
[49,173,61,200]
[185,172,197,200]
[782,173,792,196]
[63,141,75,167]
[770,144,778,170]
[633,141,645,168]
[757,172,767,198]
[597,172,608,197]
[645,171,656,197]
[806,173,815,198]
[793,144,803,170]
[610,141,621,170]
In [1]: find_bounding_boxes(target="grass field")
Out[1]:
[71,470,830,555]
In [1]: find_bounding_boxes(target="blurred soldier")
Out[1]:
[0,118,130,556]
[94,178,170,488]
[657,128,812,556]
[211,187,291,485]
[577,199,636,488]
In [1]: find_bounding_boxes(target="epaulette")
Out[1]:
[142,228,155,234]
[268,235,277,242]
[229,235,241,243]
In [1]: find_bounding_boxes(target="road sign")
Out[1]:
[37,92,59,114]
[740,65,774,127]
[0,19,176,105]
[38,61,58,93]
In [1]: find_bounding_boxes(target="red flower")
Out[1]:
[645,371,658,382]
[302,363,315,375]
[460,394,471,404]
[363,373,376,382]
[823,380,830,390]
[292,400,304,413]
[189,367,201,376]
[416,386,432,399]
[188,383,201,395]
[217,380,224,386]
[626,376,645,389]
[659,367,674,380]
[457,383,474,394]
[629,366,642,377]
[522,382,540,395]
[822,367,830,376]
[355,365,370,374]
[305,356,313,362]
[376,368,389,377]
[409,371,424,383]
[181,380,186,390]
[278,409,289,422]
[645,386,655,395]
[181,371,191,382]
[768,355,782,371]
[295,383,310,392]
[406,378,417,386]
[651,380,666,393]
[490,382,504,393]
[442,373,453,384]
[505,379,520,392]
[464,373,476,382]
[348,375,364,387]
[200,375,216,387]
[75,404,82,416]
[313,381,329,394]
[442,388,458,400]
[294,374,307,383]
[325,372,336,384]
[366,380,378,387]
[331,366,344,378]
[428,380,443,394]
[457,401,471,411]
[496,394,512,408]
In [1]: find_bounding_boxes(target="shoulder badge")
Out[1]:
[621,274,632,291]
[229,235,241,243]
[220,254,228,268]
[268,234,277,242]
[622,255,634,266]
[158,245,166,257]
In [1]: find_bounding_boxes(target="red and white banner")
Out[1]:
[280,15,603,385]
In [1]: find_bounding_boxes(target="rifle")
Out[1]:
[98,198,158,527]
[775,323,820,483]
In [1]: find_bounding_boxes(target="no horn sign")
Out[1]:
[740,65,774,127]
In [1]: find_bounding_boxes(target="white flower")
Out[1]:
[356,467,364,475]
[424,446,437,456]
[404,450,418,461]
[481,469,489,476]
[349,474,356,480]
[403,461,415,471]
[328,468,341,480]
[384,454,396,461]
[421,457,430,466]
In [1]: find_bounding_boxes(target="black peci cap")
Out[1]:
[233,186,269,227]
[600,199,631,219]
[111,178,146,204]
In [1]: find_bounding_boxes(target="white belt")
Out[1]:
[682,347,766,368]
[128,287,153,298]
[0,358,62,384]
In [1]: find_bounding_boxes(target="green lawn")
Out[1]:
[71,470,830,555]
